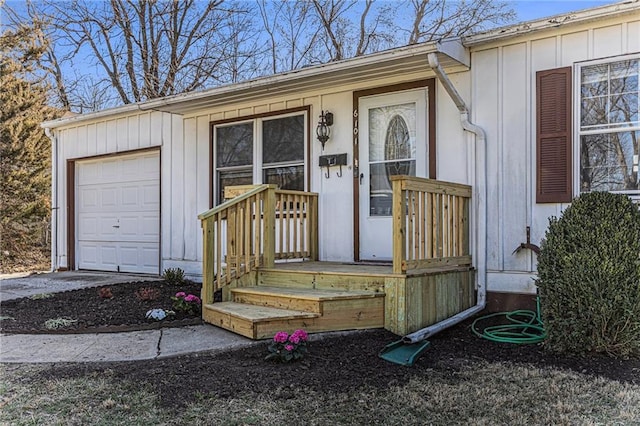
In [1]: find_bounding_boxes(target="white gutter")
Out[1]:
[44,128,58,272]
[463,0,639,47]
[403,53,488,344]
[41,40,469,129]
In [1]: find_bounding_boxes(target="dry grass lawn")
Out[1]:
[1,360,639,425]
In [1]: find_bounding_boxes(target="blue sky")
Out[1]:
[508,0,616,21]
[2,1,620,30]
[1,0,622,110]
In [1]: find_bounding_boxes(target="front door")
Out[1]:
[358,89,427,260]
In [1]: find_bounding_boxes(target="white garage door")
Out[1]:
[76,151,160,274]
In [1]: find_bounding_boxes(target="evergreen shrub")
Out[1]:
[162,268,186,285]
[536,192,640,357]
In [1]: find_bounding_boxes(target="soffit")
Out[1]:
[43,41,468,128]
[152,51,464,115]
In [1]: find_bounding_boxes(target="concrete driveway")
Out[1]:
[0,270,162,302]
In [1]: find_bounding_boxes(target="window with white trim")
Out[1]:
[577,55,639,195]
[214,111,306,203]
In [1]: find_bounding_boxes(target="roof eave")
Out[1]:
[463,0,639,47]
[42,39,468,129]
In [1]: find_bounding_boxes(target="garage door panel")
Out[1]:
[98,217,120,239]
[78,217,98,238]
[102,187,119,208]
[78,162,99,183]
[78,242,118,272]
[101,159,120,180]
[121,186,139,207]
[119,214,159,241]
[119,246,140,269]
[78,214,120,240]
[79,188,99,209]
[140,154,160,174]
[77,151,160,274]
[142,184,160,207]
[80,185,117,210]
[119,244,159,274]
[79,244,97,264]
[140,247,159,270]
[141,216,160,237]
[100,246,118,268]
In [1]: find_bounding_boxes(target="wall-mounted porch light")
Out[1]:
[316,110,334,150]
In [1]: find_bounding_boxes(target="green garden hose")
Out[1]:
[471,295,547,344]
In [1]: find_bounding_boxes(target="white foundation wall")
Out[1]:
[51,110,179,272]
[471,14,640,294]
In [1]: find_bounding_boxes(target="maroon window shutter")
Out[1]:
[536,67,573,203]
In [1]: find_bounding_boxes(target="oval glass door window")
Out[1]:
[370,109,416,216]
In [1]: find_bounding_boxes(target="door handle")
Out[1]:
[359,173,364,185]
[112,225,120,228]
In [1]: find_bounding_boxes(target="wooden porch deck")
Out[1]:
[202,260,475,339]
[269,261,394,275]
[198,179,475,339]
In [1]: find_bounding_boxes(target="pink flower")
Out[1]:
[175,292,186,298]
[284,344,294,352]
[274,331,289,343]
[292,329,308,342]
[184,294,200,304]
[289,333,300,345]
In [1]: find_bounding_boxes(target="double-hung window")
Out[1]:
[577,55,640,196]
[214,111,307,204]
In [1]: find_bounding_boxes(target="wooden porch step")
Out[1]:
[203,285,386,339]
[231,286,383,314]
[203,302,319,339]
[257,263,390,293]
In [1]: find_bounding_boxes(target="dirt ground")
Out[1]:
[1,281,638,411]
[0,280,203,333]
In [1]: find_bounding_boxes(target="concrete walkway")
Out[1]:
[0,271,256,363]
[0,270,161,302]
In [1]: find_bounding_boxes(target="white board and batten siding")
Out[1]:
[176,69,451,275]
[162,98,328,277]
[51,8,639,290]
[160,113,211,276]
[52,110,179,274]
[471,15,640,293]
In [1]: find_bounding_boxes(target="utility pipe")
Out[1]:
[45,128,58,272]
[403,53,488,343]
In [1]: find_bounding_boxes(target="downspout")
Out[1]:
[403,53,488,343]
[45,128,58,272]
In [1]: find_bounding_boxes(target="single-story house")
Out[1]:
[42,1,640,339]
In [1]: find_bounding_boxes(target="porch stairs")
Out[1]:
[198,180,476,339]
[202,265,387,339]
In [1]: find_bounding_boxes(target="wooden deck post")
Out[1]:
[309,194,319,261]
[201,218,214,304]
[392,178,406,274]
[263,186,277,268]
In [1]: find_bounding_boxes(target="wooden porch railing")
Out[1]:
[391,176,472,274]
[198,184,318,304]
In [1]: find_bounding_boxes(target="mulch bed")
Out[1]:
[30,319,640,411]
[0,280,203,333]
[1,281,638,411]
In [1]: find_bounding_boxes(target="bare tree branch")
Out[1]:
[3,0,517,111]
[406,0,515,44]
[14,0,256,107]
